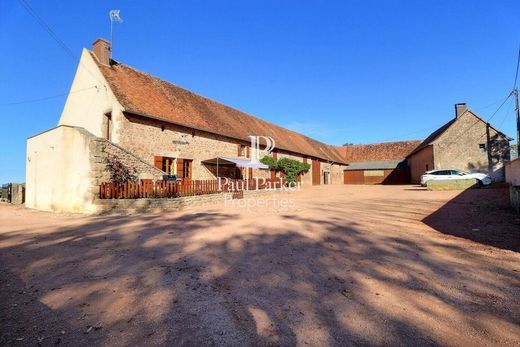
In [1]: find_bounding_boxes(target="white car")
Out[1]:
[420,169,492,187]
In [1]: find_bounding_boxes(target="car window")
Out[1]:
[450,170,460,175]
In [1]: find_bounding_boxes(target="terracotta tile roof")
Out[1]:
[338,140,422,163]
[92,52,346,164]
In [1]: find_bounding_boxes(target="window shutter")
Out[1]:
[246,146,250,158]
[303,157,307,164]
[273,150,278,160]
[237,144,241,156]
[187,160,192,179]
[177,158,184,178]
[154,156,163,170]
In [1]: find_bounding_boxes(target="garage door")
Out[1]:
[344,171,364,184]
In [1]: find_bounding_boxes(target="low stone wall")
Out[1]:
[88,136,165,199]
[510,185,520,214]
[94,189,288,214]
[90,137,164,182]
[427,179,479,191]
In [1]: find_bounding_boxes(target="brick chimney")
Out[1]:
[455,103,467,118]
[92,38,111,65]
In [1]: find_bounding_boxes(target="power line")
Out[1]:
[485,92,513,123]
[17,0,107,86]
[17,0,77,61]
[497,97,515,129]
[0,86,98,106]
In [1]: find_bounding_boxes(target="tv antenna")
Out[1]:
[109,10,123,59]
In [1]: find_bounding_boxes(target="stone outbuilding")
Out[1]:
[338,140,422,185]
[407,103,512,183]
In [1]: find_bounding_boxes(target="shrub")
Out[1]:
[260,155,311,185]
[260,155,279,169]
[105,155,138,184]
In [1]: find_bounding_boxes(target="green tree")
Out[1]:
[260,155,279,169]
[260,155,311,185]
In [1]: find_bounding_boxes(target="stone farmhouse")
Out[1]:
[26,38,348,213]
[407,103,512,183]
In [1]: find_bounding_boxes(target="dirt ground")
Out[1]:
[1,185,519,346]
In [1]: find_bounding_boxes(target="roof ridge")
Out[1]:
[342,139,423,147]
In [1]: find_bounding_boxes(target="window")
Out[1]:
[238,144,246,157]
[104,112,112,141]
[161,157,175,175]
[154,156,193,179]
[182,159,191,179]
[479,144,486,151]
[431,170,447,175]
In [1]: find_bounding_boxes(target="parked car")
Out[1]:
[420,169,492,187]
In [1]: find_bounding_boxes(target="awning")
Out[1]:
[202,157,269,169]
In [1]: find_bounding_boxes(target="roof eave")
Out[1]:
[122,109,347,164]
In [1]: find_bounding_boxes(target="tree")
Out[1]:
[342,142,354,146]
[260,155,311,185]
[511,143,518,160]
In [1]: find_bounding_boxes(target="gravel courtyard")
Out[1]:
[1,185,519,346]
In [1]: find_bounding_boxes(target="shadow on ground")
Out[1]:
[423,186,520,252]
[1,194,519,346]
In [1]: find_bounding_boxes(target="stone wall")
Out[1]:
[117,114,275,180]
[426,178,479,191]
[115,113,346,184]
[94,189,289,214]
[88,136,165,199]
[433,111,510,181]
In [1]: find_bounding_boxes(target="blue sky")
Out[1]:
[1,1,519,183]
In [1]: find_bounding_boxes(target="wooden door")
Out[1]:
[312,159,320,185]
